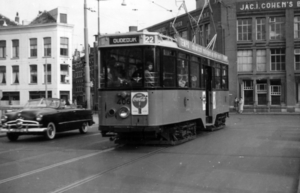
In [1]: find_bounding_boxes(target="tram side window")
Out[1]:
[163,49,176,87]
[221,65,228,90]
[214,62,221,89]
[190,56,200,88]
[201,58,208,89]
[144,47,160,87]
[177,52,189,88]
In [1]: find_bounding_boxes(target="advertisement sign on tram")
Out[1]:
[131,92,149,115]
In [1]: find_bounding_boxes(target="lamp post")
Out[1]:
[84,0,91,109]
[45,58,48,99]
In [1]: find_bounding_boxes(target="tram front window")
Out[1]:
[102,47,158,88]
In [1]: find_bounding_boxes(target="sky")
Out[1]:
[0,0,196,52]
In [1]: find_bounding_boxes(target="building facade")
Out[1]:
[0,8,73,107]
[146,0,300,112]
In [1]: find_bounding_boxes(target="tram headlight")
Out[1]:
[107,108,116,117]
[117,106,130,119]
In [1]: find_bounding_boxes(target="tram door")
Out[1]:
[205,66,213,123]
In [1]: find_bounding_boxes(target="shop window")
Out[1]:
[269,17,285,40]
[244,80,253,105]
[237,50,253,72]
[29,91,52,99]
[30,38,37,57]
[237,19,252,41]
[1,92,20,105]
[0,40,6,58]
[271,49,285,71]
[256,50,266,71]
[256,18,266,40]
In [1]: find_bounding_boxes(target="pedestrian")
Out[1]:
[239,97,244,113]
[234,97,239,113]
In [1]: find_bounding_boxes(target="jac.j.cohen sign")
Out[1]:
[237,0,300,11]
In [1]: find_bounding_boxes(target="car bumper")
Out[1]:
[0,127,48,133]
[1,119,47,133]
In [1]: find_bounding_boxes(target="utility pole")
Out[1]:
[45,58,48,99]
[84,0,91,109]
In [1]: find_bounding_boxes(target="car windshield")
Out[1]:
[24,98,61,109]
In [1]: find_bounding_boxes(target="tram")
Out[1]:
[97,30,229,145]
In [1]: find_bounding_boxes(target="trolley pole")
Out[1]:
[84,0,91,109]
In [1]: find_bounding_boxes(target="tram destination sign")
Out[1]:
[175,35,228,63]
[109,36,139,45]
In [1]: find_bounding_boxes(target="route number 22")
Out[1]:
[145,35,155,43]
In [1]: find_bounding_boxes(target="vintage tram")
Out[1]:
[97,30,229,145]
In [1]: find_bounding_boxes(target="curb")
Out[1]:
[229,112,300,115]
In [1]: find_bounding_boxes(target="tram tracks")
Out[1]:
[49,147,167,193]
[0,143,166,193]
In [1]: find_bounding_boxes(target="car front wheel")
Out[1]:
[7,133,19,141]
[45,122,56,140]
[79,122,89,134]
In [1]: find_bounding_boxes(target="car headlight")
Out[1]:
[1,116,7,122]
[36,115,43,121]
[117,106,130,119]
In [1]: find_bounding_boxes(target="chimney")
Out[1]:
[15,12,19,23]
[129,26,138,32]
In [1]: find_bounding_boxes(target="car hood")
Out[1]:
[6,108,56,121]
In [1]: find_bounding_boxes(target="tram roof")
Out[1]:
[98,30,229,64]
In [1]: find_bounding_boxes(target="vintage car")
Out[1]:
[0,98,94,141]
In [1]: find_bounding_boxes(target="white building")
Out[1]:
[0,8,73,107]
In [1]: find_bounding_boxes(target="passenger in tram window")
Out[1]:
[177,60,188,88]
[145,61,155,86]
[106,67,114,86]
[131,63,143,83]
